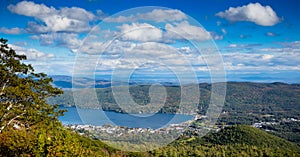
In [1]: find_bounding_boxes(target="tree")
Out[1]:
[0,38,63,132]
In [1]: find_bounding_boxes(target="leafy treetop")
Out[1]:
[0,38,63,132]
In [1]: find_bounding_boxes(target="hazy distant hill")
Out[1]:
[50,75,180,89]
[50,75,112,88]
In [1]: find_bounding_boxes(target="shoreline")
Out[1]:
[59,105,197,116]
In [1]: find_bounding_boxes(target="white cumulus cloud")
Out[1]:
[8,1,102,33]
[118,23,163,42]
[9,44,55,60]
[216,3,280,26]
[165,21,211,41]
[105,9,187,22]
[0,27,22,34]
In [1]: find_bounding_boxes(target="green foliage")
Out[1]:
[150,143,300,157]
[0,123,108,156]
[261,121,300,145]
[0,122,153,156]
[203,125,298,149]
[0,128,33,156]
[218,82,300,125]
[150,125,300,157]
[0,38,64,132]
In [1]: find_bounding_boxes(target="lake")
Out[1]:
[59,106,194,129]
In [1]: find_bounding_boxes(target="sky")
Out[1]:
[0,0,300,83]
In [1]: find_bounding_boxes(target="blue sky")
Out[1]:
[0,0,299,83]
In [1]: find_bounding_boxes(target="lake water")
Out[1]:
[59,106,194,129]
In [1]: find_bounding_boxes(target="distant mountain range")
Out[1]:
[50,75,179,89]
[50,75,110,88]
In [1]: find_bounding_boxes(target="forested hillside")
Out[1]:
[49,82,300,121]
[150,125,300,156]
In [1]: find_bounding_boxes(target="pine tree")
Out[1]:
[0,38,63,132]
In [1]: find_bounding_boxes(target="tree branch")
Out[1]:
[0,101,13,122]
[0,112,25,133]
[0,78,9,96]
